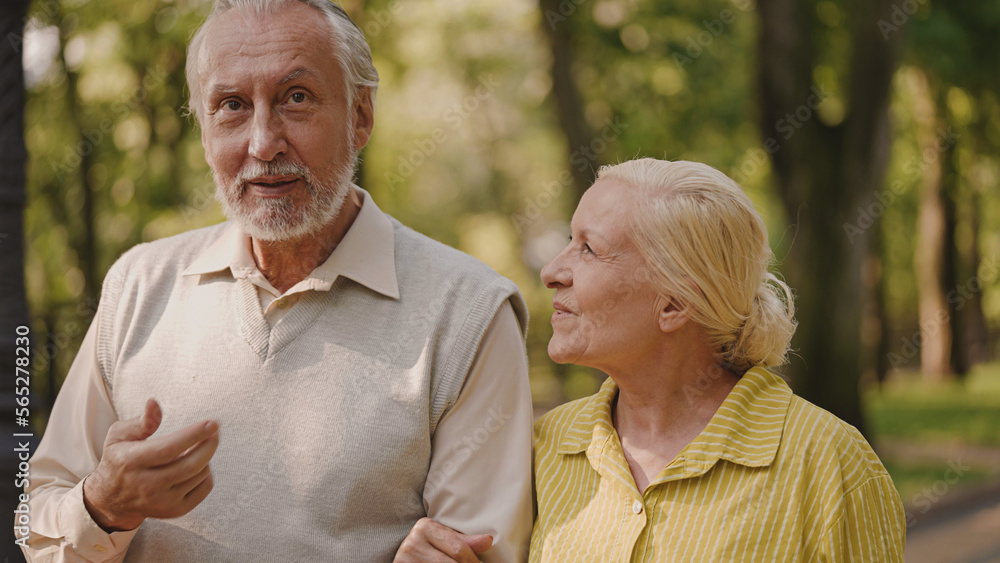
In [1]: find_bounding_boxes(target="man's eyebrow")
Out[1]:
[208,84,240,97]
[206,68,318,96]
[278,67,318,85]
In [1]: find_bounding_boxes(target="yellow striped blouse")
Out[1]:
[530,367,906,562]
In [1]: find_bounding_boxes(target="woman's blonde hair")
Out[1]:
[596,158,796,373]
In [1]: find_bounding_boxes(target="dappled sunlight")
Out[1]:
[14,1,1000,474]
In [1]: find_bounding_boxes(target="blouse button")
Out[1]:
[632,500,643,514]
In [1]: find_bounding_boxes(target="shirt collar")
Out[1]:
[181,187,400,299]
[556,367,792,472]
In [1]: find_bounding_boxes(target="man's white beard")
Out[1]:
[214,154,357,242]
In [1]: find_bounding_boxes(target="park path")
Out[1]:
[904,482,1000,563]
[878,441,1000,468]
[877,441,1000,563]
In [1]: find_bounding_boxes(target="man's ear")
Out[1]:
[351,87,375,150]
[657,296,690,334]
[201,126,213,168]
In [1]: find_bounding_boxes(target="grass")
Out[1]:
[866,362,1000,449]
[864,362,1000,505]
[881,459,995,504]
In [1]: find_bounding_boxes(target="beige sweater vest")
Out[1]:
[95,220,526,562]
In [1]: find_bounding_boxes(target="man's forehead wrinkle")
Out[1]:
[201,15,332,65]
[213,5,330,44]
[201,37,320,86]
[195,4,344,109]
[204,56,319,91]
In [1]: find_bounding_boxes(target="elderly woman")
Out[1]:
[395,158,906,563]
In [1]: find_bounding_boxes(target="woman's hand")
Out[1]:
[394,517,493,563]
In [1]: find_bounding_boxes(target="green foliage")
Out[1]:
[19,0,1000,424]
[867,363,1000,505]
[881,459,993,506]
[867,363,1000,448]
[24,0,213,396]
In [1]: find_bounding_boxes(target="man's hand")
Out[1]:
[394,517,493,563]
[82,399,220,532]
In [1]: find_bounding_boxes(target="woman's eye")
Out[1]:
[569,236,594,255]
[224,100,242,111]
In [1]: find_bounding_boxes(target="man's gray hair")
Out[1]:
[185,0,379,123]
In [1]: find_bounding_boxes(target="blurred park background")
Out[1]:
[1,0,999,561]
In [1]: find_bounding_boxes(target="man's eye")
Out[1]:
[290,92,307,103]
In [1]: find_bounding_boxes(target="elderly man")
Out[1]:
[21,1,532,561]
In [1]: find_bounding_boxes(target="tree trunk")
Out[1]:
[948,113,994,373]
[537,0,596,202]
[959,187,991,366]
[1,2,34,560]
[757,0,900,435]
[912,70,952,380]
[63,53,99,305]
[941,141,964,378]
[862,228,891,386]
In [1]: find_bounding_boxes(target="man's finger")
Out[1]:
[182,470,214,505]
[164,469,214,518]
[106,399,163,444]
[135,420,219,467]
[162,432,220,487]
[171,463,212,496]
[460,533,493,555]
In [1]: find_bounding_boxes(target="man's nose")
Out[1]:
[248,107,288,162]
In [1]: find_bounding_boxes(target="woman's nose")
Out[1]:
[541,249,571,289]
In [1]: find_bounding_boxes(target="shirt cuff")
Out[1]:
[58,479,137,561]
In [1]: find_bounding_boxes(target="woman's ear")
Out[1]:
[657,297,690,333]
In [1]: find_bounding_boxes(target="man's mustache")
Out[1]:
[235,160,313,193]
